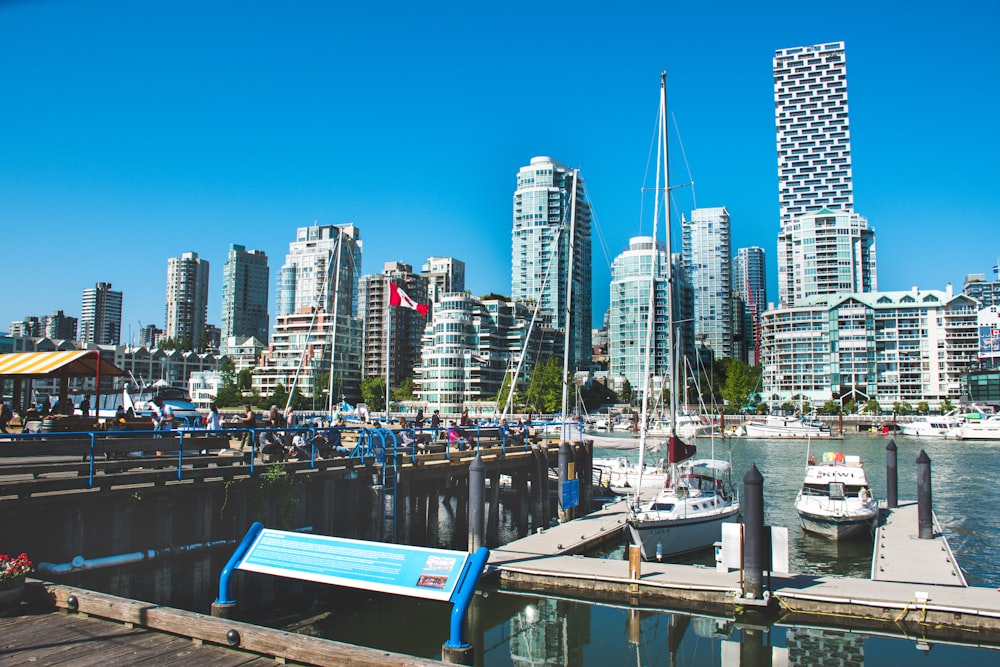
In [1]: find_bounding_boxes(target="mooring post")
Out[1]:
[916,449,933,539]
[742,464,765,600]
[468,454,485,552]
[558,440,572,523]
[885,439,898,509]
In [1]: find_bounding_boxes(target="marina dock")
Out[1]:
[489,499,1000,644]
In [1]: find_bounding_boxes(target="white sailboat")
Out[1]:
[624,73,739,561]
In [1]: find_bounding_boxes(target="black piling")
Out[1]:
[742,464,765,600]
[468,454,485,552]
[885,439,898,508]
[916,449,933,539]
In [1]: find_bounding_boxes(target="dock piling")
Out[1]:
[886,439,898,508]
[916,449,933,539]
[742,464,765,600]
[468,454,485,552]
[558,441,573,523]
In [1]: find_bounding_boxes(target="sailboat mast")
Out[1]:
[636,73,668,484]
[326,233,343,417]
[662,72,678,438]
[560,169,579,441]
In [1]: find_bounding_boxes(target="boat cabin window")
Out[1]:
[828,482,845,499]
[651,502,675,512]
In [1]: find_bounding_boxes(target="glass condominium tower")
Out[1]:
[774,41,875,306]
[220,244,269,355]
[683,207,733,360]
[511,156,592,372]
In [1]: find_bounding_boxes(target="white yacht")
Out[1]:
[953,413,1000,440]
[626,455,740,560]
[898,412,964,438]
[795,452,878,540]
[742,414,831,438]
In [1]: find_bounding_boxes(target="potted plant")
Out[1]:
[0,552,31,609]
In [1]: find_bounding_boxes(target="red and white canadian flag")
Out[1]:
[388,282,429,317]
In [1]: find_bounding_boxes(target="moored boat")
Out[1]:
[953,413,1000,440]
[898,412,964,438]
[743,414,831,438]
[795,452,878,540]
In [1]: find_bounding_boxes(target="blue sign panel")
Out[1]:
[237,529,470,601]
[980,325,1000,356]
[561,478,579,509]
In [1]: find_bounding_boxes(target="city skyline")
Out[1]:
[2,2,997,337]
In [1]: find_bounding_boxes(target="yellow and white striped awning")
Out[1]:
[0,351,125,378]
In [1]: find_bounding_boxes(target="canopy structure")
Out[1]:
[0,350,125,379]
[0,350,125,419]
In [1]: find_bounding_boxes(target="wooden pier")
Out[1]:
[0,582,440,666]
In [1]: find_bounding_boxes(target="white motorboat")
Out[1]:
[593,456,669,495]
[626,453,740,560]
[795,452,878,540]
[648,414,720,440]
[953,413,1000,440]
[898,412,964,438]
[743,414,831,438]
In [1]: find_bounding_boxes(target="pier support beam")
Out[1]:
[468,455,485,553]
[917,449,933,539]
[742,464,765,600]
[885,439,898,509]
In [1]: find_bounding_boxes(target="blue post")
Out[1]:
[442,546,489,664]
[177,431,184,481]
[212,521,264,617]
[87,434,96,488]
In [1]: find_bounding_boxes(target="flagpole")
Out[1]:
[385,277,392,423]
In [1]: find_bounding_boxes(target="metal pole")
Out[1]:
[742,464,765,600]
[558,441,572,523]
[885,439,898,509]
[916,449,933,539]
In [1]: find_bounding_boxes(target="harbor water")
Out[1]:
[292,432,1000,665]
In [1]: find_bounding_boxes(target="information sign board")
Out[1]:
[236,529,470,601]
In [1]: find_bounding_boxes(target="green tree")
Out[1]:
[268,383,290,410]
[237,369,254,392]
[360,376,386,412]
[939,398,955,413]
[392,376,415,402]
[618,379,632,405]
[525,358,563,413]
[821,400,841,415]
[893,401,912,415]
[917,401,929,415]
[197,330,210,353]
[843,399,857,415]
[719,360,759,414]
[862,399,881,415]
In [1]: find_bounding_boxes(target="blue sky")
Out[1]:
[2,1,998,342]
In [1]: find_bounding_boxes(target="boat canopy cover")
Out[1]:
[0,350,125,378]
[679,459,731,472]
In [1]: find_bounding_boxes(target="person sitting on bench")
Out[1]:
[447,421,472,451]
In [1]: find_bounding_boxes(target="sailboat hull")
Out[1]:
[626,506,740,560]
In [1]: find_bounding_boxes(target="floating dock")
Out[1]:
[489,499,1000,644]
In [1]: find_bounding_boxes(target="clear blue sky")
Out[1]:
[2,1,998,342]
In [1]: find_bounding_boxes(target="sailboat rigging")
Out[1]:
[625,72,740,561]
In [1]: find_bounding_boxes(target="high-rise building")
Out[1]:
[165,251,210,348]
[81,282,123,345]
[421,256,465,305]
[414,293,560,414]
[359,262,429,388]
[42,310,78,340]
[774,41,875,306]
[682,207,733,360]
[733,246,767,364]
[780,208,877,305]
[965,272,1000,309]
[220,244,270,355]
[608,237,671,400]
[512,156,592,372]
[760,287,978,410]
[254,224,363,403]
